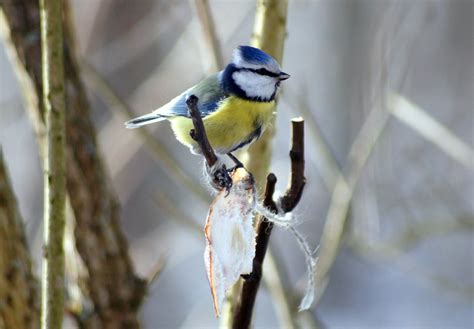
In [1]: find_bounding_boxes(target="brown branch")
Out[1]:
[0,2,146,327]
[193,0,223,72]
[186,95,218,167]
[280,118,306,212]
[186,95,233,191]
[232,173,277,329]
[39,0,67,327]
[232,118,306,329]
[0,150,40,329]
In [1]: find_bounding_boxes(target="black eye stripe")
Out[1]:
[244,68,280,78]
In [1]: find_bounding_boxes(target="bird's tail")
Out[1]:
[125,113,167,129]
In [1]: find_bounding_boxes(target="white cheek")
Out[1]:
[233,71,276,100]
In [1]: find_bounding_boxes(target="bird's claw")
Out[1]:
[213,165,233,194]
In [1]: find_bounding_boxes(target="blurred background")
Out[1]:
[1,0,473,328]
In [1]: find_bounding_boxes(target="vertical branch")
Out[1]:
[280,118,306,212]
[193,0,223,72]
[232,174,277,329]
[39,0,66,327]
[186,95,218,167]
[244,0,289,186]
[232,119,306,329]
[0,150,40,329]
[223,2,290,326]
[1,2,147,327]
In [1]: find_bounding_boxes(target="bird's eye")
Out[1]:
[256,68,267,75]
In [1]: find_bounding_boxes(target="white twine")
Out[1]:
[203,166,318,311]
[254,201,318,311]
[288,226,318,311]
[254,203,294,227]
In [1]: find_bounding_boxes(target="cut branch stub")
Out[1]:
[280,118,306,212]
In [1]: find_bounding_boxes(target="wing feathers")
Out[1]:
[125,113,166,129]
[125,72,227,128]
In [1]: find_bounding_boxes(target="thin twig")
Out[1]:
[232,118,306,329]
[186,95,218,167]
[232,173,278,329]
[280,118,306,212]
[388,93,474,169]
[39,0,67,327]
[314,106,390,305]
[193,0,223,72]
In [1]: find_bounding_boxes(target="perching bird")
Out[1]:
[125,46,290,161]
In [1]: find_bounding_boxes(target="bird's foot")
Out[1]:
[212,164,233,193]
[227,153,245,172]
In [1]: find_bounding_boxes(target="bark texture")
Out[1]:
[245,0,289,186]
[39,0,67,327]
[0,151,40,329]
[1,2,146,328]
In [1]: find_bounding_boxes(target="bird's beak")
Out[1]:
[278,72,290,80]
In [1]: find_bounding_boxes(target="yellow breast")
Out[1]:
[170,97,274,154]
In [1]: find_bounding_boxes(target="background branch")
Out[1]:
[193,0,223,72]
[0,2,147,327]
[80,61,209,203]
[0,150,39,329]
[223,0,294,326]
[314,103,390,304]
[39,0,67,327]
[243,0,289,186]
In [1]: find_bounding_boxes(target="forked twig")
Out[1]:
[232,118,306,329]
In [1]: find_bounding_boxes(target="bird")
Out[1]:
[125,45,290,165]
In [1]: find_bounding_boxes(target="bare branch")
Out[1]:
[315,105,390,305]
[0,150,40,329]
[193,0,223,72]
[39,0,67,326]
[224,1,293,326]
[232,118,306,329]
[186,95,218,167]
[280,118,306,212]
[388,93,474,168]
[0,2,147,327]
[232,173,277,329]
[244,0,289,186]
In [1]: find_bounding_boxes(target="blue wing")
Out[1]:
[154,72,228,118]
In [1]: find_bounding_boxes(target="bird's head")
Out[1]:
[221,46,290,102]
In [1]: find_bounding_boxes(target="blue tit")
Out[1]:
[125,45,290,159]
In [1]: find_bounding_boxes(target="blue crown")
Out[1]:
[238,46,273,64]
